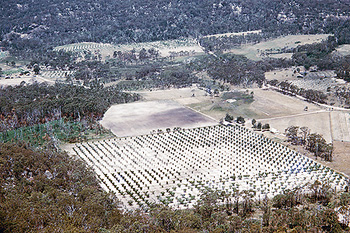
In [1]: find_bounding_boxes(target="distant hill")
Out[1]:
[1,0,350,52]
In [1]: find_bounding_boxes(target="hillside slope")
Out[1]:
[1,0,350,50]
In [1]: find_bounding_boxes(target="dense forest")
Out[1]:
[1,0,350,56]
[0,83,140,130]
[1,142,349,232]
[0,83,140,145]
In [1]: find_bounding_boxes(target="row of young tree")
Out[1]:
[1,142,349,232]
[285,126,334,162]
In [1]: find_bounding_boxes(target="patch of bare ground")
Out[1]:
[100,100,217,137]
[0,75,56,87]
[248,88,322,118]
[331,141,350,177]
[265,67,306,82]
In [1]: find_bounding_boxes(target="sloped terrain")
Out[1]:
[72,124,347,209]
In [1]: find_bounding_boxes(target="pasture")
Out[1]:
[100,100,217,137]
[266,68,339,92]
[136,86,323,123]
[71,124,347,209]
[334,44,350,56]
[189,88,322,121]
[228,34,331,60]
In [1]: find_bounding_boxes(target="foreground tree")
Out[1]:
[285,126,300,145]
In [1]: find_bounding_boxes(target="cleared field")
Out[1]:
[136,86,207,102]
[71,125,347,209]
[265,67,303,82]
[100,100,217,137]
[54,38,204,59]
[331,111,350,142]
[0,75,55,87]
[203,30,262,39]
[228,34,331,60]
[137,87,323,121]
[334,44,350,56]
[135,87,341,145]
[259,111,350,144]
[259,111,332,142]
[332,141,350,176]
[248,88,321,118]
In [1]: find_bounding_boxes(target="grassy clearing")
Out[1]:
[334,44,350,56]
[186,91,256,121]
[222,91,254,104]
[228,34,331,60]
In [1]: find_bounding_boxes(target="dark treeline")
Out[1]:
[292,36,340,70]
[200,33,349,71]
[1,142,349,232]
[2,0,350,56]
[336,56,350,82]
[0,83,140,131]
[285,126,334,161]
[268,79,328,104]
[199,32,276,52]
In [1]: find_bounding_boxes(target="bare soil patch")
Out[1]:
[100,100,217,137]
[249,88,322,118]
[0,75,55,87]
[331,141,350,177]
